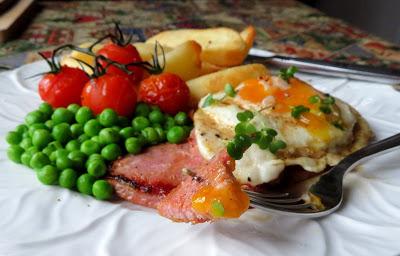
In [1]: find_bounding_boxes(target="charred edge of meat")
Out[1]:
[107,175,152,193]
[182,168,203,183]
[107,175,177,195]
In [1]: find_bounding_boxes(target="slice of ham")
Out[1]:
[107,135,249,223]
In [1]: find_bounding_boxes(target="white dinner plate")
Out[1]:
[0,61,399,256]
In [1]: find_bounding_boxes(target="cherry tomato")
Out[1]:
[81,74,137,116]
[38,66,89,108]
[97,43,144,85]
[138,73,190,115]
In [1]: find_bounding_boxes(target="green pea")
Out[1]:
[135,102,150,117]
[30,152,50,169]
[84,119,102,137]
[67,103,80,114]
[52,123,71,144]
[38,102,53,118]
[70,123,83,138]
[99,128,120,144]
[91,135,103,146]
[92,180,113,200]
[22,148,38,167]
[87,159,107,178]
[15,124,28,134]
[56,154,74,170]
[86,153,104,168]
[32,129,52,149]
[20,151,33,166]
[142,127,159,144]
[80,140,101,155]
[42,145,57,157]
[227,141,243,160]
[45,120,54,129]
[75,106,93,124]
[48,141,63,150]
[37,165,59,185]
[28,123,47,137]
[154,127,166,142]
[65,140,80,152]
[55,148,69,158]
[118,116,130,128]
[19,137,32,150]
[77,174,96,195]
[6,131,22,145]
[22,132,30,139]
[132,116,150,132]
[25,110,45,125]
[164,116,176,130]
[101,143,122,161]
[125,137,142,154]
[26,146,40,155]
[166,126,185,144]
[88,153,103,162]
[52,108,74,124]
[174,112,190,125]
[68,150,86,170]
[59,168,78,189]
[7,145,24,163]
[49,151,57,163]
[149,110,165,124]
[119,127,135,139]
[98,108,118,127]
[77,134,90,144]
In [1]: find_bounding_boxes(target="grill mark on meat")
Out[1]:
[108,175,176,195]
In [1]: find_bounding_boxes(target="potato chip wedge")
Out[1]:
[60,42,103,74]
[146,27,253,67]
[187,63,269,106]
[133,42,172,61]
[158,40,203,81]
[199,61,225,75]
[240,25,256,53]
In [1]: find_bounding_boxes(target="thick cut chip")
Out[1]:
[187,63,269,106]
[146,26,255,67]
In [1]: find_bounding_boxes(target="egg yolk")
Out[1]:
[237,77,331,141]
[192,184,249,218]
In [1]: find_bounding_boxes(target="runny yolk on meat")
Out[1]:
[237,77,331,141]
[192,184,249,218]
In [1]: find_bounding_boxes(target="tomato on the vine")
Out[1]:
[138,73,190,115]
[38,66,89,108]
[97,24,144,85]
[81,73,137,116]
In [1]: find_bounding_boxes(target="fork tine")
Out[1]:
[243,189,290,199]
[249,197,312,210]
[247,194,303,204]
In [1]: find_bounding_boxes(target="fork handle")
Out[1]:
[341,133,400,175]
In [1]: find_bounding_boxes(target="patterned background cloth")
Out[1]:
[1,0,400,70]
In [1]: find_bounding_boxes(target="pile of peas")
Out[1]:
[6,102,192,200]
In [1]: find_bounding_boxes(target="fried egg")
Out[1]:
[194,75,372,186]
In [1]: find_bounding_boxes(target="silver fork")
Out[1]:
[244,133,400,218]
